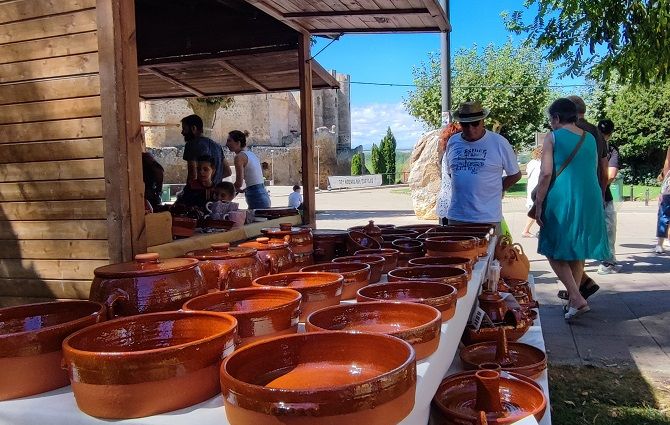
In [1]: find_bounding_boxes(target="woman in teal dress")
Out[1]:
[534,98,610,320]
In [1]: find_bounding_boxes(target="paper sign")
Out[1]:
[470,306,494,330]
[328,174,383,189]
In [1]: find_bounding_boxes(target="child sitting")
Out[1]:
[172,155,216,214]
[213,181,236,202]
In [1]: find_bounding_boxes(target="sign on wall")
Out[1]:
[328,174,383,189]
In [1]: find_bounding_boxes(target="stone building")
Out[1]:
[140,71,354,188]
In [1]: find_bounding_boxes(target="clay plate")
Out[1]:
[356,281,458,322]
[332,254,385,283]
[220,331,417,425]
[355,248,399,273]
[0,300,106,400]
[388,266,469,298]
[459,341,547,379]
[305,301,441,360]
[182,287,301,346]
[62,311,238,419]
[300,262,371,300]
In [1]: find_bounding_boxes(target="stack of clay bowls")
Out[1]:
[332,254,385,283]
[261,223,314,269]
[388,265,469,298]
[300,262,371,300]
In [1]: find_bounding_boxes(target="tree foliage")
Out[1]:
[404,42,553,149]
[351,152,363,176]
[380,127,397,184]
[504,0,670,85]
[370,143,384,174]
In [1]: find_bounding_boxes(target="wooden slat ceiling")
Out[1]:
[244,0,450,34]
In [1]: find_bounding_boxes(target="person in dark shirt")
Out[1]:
[181,114,231,185]
[172,155,216,215]
[597,119,620,274]
[142,152,164,211]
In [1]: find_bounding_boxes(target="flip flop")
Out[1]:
[557,279,600,301]
[564,304,591,320]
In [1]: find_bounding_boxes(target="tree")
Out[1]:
[404,42,553,149]
[504,0,670,85]
[370,143,384,174]
[186,96,235,129]
[351,152,363,176]
[380,127,397,184]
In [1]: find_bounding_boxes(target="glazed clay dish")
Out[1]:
[182,287,302,346]
[184,243,267,290]
[388,265,469,298]
[62,311,238,419]
[300,262,370,300]
[305,301,441,360]
[355,248,399,273]
[220,331,417,425]
[408,255,473,276]
[356,280,458,322]
[252,272,343,321]
[332,254,385,283]
[0,300,106,400]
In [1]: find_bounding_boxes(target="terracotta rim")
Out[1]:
[387,265,468,280]
[182,287,302,317]
[300,262,370,276]
[459,341,547,376]
[93,256,199,278]
[332,255,385,266]
[356,281,457,306]
[252,272,345,290]
[184,244,257,260]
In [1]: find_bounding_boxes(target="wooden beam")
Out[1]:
[283,8,428,18]
[244,0,310,37]
[219,60,269,93]
[97,0,147,262]
[311,27,442,34]
[298,33,315,226]
[143,66,205,97]
[421,0,451,32]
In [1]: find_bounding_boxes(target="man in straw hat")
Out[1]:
[443,101,521,233]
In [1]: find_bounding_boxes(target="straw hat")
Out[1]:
[452,101,490,123]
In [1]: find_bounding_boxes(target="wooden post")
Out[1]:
[97,0,147,262]
[298,33,316,226]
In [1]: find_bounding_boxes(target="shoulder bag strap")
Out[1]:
[554,130,587,180]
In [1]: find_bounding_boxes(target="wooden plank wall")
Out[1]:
[0,0,108,306]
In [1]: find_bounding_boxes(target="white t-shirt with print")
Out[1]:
[445,130,520,223]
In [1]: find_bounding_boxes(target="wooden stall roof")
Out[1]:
[245,0,451,34]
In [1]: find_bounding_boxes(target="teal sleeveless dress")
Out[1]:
[538,128,610,261]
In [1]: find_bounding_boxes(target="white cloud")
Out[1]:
[350,103,428,150]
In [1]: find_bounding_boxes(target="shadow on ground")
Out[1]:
[317,210,416,220]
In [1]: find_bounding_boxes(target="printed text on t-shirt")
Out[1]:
[452,147,488,174]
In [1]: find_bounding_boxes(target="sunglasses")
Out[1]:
[461,120,482,128]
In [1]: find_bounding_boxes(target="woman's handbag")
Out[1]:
[528,131,587,219]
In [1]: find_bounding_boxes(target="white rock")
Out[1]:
[408,129,442,220]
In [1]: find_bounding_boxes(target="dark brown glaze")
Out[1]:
[238,237,295,274]
[423,236,479,260]
[408,255,473,277]
[0,301,106,400]
[433,370,546,424]
[185,243,268,290]
[220,331,417,425]
[300,262,371,300]
[461,312,533,346]
[391,239,425,267]
[311,229,349,263]
[381,234,412,250]
[419,231,489,257]
[393,224,440,234]
[355,248,399,273]
[356,281,458,322]
[388,266,469,298]
[182,287,301,346]
[478,291,508,323]
[62,311,238,419]
[347,230,382,254]
[252,272,343,321]
[261,223,314,257]
[459,340,547,379]
[332,254,385,283]
[305,301,441,360]
[427,224,496,235]
[89,253,207,317]
[380,227,417,236]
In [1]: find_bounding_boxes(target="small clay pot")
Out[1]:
[312,229,349,263]
[381,234,412,249]
[391,239,425,267]
[388,266,469,298]
[348,220,384,245]
[89,253,207,317]
[332,254,385,283]
[238,237,295,274]
[347,230,381,254]
[62,311,238,419]
[355,248,399,273]
[478,291,507,323]
[261,223,314,257]
[306,301,441,360]
[220,331,417,425]
[185,243,268,290]
[182,287,302,346]
[252,272,343,321]
[423,236,479,260]
[0,301,107,400]
[300,262,371,300]
[356,281,458,322]
[408,255,473,277]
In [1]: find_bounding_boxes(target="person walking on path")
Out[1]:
[534,98,610,320]
[597,119,621,273]
[181,114,231,185]
[655,146,670,253]
[226,130,271,209]
[522,146,542,238]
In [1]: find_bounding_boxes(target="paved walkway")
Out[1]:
[312,187,670,381]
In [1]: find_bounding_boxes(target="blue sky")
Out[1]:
[311,0,571,150]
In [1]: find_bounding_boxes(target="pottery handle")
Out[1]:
[512,242,526,255]
[269,401,320,416]
[267,253,280,275]
[104,288,129,320]
[216,264,232,290]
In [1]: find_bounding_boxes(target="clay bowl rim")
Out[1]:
[0,300,106,341]
[354,248,400,256]
[252,271,345,290]
[181,287,302,318]
[356,281,457,305]
[184,245,258,260]
[391,239,424,248]
[387,265,468,281]
[305,300,442,341]
[331,254,386,266]
[62,310,238,360]
[458,341,548,373]
[417,232,487,241]
[299,262,371,276]
[408,256,473,267]
[423,235,479,244]
[220,330,416,397]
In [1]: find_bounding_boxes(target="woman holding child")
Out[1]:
[226,130,271,209]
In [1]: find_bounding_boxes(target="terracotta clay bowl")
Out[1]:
[381,234,412,250]
[252,272,343,321]
[427,224,496,236]
[62,311,238,419]
[459,341,547,379]
[220,331,417,425]
[347,230,381,254]
[393,224,440,234]
[306,301,441,360]
[391,239,425,267]
[355,248,399,273]
[311,229,349,263]
[423,236,479,261]
[356,281,458,322]
[461,319,533,346]
[433,370,546,424]
[0,300,107,400]
[300,263,371,300]
[408,255,473,277]
[182,287,301,346]
[388,266,469,298]
[332,254,385,283]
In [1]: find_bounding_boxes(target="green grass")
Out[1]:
[550,365,670,425]
[507,177,529,198]
[505,178,662,201]
[390,188,410,195]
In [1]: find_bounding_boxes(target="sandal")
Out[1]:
[521,232,534,238]
[557,278,600,300]
[564,304,590,320]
